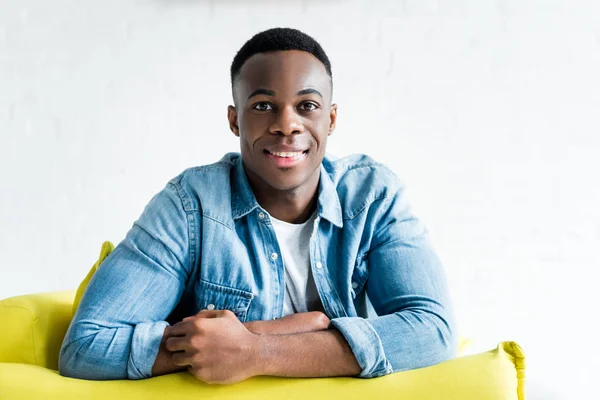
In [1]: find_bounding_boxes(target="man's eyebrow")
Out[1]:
[247,88,275,100]
[246,87,324,100]
[297,88,323,98]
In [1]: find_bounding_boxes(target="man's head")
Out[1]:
[227,28,337,194]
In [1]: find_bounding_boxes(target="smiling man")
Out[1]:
[59,28,456,384]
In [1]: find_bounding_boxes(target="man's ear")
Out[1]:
[328,104,338,136]
[227,105,240,137]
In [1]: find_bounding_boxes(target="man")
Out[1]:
[59,27,456,384]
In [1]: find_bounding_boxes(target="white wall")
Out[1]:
[1,1,598,398]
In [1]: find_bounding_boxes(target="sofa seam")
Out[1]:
[31,315,39,366]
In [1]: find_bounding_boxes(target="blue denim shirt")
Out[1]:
[59,152,456,380]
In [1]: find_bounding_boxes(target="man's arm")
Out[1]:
[59,182,192,380]
[151,311,332,377]
[155,179,455,384]
[254,181,455,380]
[162,310,360,384]
[329,178,457,378]
[244,311,330,335]
[255,328,361,378]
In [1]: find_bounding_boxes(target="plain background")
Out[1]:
[1,1,598,398]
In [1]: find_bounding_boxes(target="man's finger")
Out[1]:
[183,309,230,322]
[165,335,191,352]
[170,311,229,336]
[167,320,194,337]
[172,351,193,367]
[197,309,230,318]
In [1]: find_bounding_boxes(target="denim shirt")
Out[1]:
[59,152,456,380]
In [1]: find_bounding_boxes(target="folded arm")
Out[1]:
[60,178,455,382]
[329,181,457,378]
[59,182,192,380]
[151,310,334,377]
[153,182,455,383]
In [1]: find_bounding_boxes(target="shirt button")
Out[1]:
[206,304,215,310]
[272,317,278,320]
[352,282,358,289]
[316,261,323,269]
[270,252,278,261]
[258,212,265,220]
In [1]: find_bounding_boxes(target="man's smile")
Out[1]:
[263,149,309,167]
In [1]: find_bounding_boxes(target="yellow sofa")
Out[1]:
[0,289,525,399]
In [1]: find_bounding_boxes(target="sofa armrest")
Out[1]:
[0,291,75,370]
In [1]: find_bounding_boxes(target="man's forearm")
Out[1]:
[255,328,361,378]
[244,311,330,335]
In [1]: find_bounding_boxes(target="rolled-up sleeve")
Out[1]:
[331,180,457,378]
[59,181,193,380]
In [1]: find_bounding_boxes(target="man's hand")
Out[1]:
[165,310,262,384]
[152,310,339,383]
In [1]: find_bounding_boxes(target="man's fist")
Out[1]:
[165,309,262,384]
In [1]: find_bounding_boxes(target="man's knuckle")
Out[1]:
[319,313,330,326]
[193,319,204,331]
[189,336,202,349]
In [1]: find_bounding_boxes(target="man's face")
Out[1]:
[228,50,337,192]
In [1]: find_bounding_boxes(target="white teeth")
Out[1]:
[271,151,304,158]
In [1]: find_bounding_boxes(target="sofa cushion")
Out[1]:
[0,290,75,369]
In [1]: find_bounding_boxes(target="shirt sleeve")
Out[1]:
[59,181,193,380]
[330,180,457,378]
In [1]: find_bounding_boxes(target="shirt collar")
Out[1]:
[231,155,343,228]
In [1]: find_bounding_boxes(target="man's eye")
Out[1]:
[252,102,273,111]
[300,102,318,112]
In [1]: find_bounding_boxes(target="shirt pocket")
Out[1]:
[195,278,254,322]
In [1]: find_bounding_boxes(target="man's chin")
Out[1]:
[266,178,306,192]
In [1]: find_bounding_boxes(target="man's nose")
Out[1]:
[269,106,304,136]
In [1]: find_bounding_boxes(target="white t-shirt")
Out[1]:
[270,212,325,316]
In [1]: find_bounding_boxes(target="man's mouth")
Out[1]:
[263,150,309,157]
[263,149,309,167]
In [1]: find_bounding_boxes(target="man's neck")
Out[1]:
[247,171,320,225]
[261,191,318,224]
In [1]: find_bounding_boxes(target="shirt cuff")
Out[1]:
[330,316,393,378]
[127,321,169,379]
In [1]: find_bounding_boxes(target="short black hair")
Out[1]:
[230,27,332,87]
